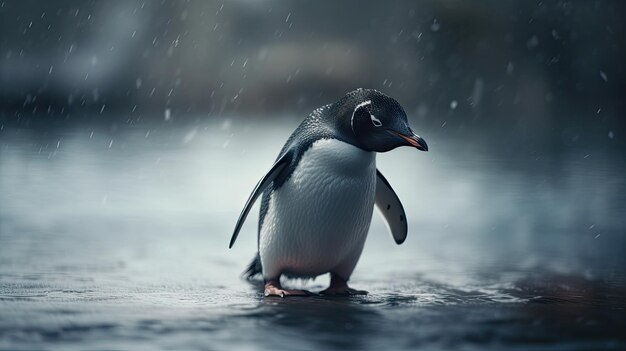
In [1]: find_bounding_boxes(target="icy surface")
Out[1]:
[1,120,625,350]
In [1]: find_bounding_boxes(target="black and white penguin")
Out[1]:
[229,89,428,297]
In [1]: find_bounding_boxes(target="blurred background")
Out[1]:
[1,1,626,350]
[1,0,625,147]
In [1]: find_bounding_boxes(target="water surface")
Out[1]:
[1,120,625,350]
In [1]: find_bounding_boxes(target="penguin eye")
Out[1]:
[370,114,382,127]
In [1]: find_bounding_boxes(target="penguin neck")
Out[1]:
[323,105,365,150]
[306,139,376,178]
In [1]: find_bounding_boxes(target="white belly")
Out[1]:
[259,138,376,279]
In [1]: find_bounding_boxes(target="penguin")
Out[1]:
[229,89,428,297]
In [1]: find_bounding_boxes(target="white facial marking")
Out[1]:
[351,100,372,134]
[370,114,382,127]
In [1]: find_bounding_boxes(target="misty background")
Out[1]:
[1,0,625,150]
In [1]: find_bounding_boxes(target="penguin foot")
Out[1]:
[264,280,312,297]
[320,274,368,296]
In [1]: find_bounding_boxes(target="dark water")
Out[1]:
[1,119,625,350]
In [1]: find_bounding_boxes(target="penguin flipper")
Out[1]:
[229,151,293,248]
[375,169,408,245]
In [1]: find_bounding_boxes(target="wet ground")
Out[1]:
[1,119,625,350]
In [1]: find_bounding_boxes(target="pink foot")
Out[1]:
[264,280,312,297]
[320,274,368,296]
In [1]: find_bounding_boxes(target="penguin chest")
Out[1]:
[260,138,377,277]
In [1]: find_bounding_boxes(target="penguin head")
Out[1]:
[337,89,428,153]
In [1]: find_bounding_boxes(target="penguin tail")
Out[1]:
[241,252,263,280]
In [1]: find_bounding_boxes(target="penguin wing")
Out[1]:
[375,169,408,245]
[229,151,293,248]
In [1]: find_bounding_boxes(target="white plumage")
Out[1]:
[259,138,376,280]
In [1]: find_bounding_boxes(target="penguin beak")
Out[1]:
[388,130,428,151]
